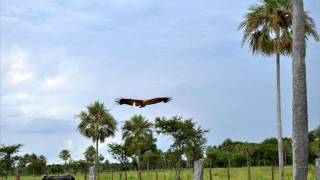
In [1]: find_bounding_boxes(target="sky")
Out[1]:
[0,0,319,164]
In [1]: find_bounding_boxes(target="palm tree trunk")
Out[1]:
[137,156,142,180]
[95,140,99,180]
[292,0,309,180]
[276,53,285,180]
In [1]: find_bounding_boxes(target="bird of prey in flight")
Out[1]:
[115,97,172,108]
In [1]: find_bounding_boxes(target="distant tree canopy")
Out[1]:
[1,121,319,178]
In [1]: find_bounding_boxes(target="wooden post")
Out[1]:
[193,160,204,180]
[316,158,320,180]
[16,172,20,180]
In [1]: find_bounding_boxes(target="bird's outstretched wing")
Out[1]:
[144,97,172,106]
[115,98,144,107]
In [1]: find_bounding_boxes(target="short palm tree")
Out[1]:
[122,115,154,180]
[78,101,117,180]
[84,146,96,166]
[59,149,71,173]
[59,149,71,165]
[239,0,318,179]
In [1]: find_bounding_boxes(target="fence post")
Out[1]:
[15,171,20,180]
[316,158,320,180]
[193,160,204,180]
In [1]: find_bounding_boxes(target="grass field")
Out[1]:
[7,166,317,180]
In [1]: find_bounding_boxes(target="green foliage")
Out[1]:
[16,153,47,176]
[84,146,95,165]
[163,149,180,168]
[46,164,63,175]
[0,144,22,177]
[83,146,104,165]
[122,115,155,154]
[141,149,164,169]
[155,116,207,160]
[108,143,130,170]
[77,100,117,177]
[77,101,117,143]
[239,0,319,56]
[59,149,71,164]
[122,114,156,171]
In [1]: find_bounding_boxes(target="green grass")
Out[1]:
[7,166,317,180]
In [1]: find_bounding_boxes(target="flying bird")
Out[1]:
[115,97,172,108]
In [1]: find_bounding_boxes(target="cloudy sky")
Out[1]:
[0,0,319,164]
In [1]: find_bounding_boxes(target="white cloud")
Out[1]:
[15,93,31,99]
[41,74,69,91]
[6,48,33,84]
[18,103,78,119]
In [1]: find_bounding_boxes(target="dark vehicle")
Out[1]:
[42,175,75,180]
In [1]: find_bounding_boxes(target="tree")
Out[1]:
[292,0,308,179]
[59,150,71,165]
[17,154,30,175]
[0,144,22,179]
[47,164,63,176]
[185,124,208,168]
[239,1,318,179]
[155,116,202,180]
[28,154,47,176]
[77,101,117,180]
[84,146,96,166]
[164,149,180,169]
[108,143,130,180]
[84,146,104,168]
[122,115,155,180]
[59,149,71,173]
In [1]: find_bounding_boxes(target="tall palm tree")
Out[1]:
[291,0,315,179]
[122,115,154,180]
[239,1,318,179]
[78,101,117,180]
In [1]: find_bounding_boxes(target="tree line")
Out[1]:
[0,110,319,180]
